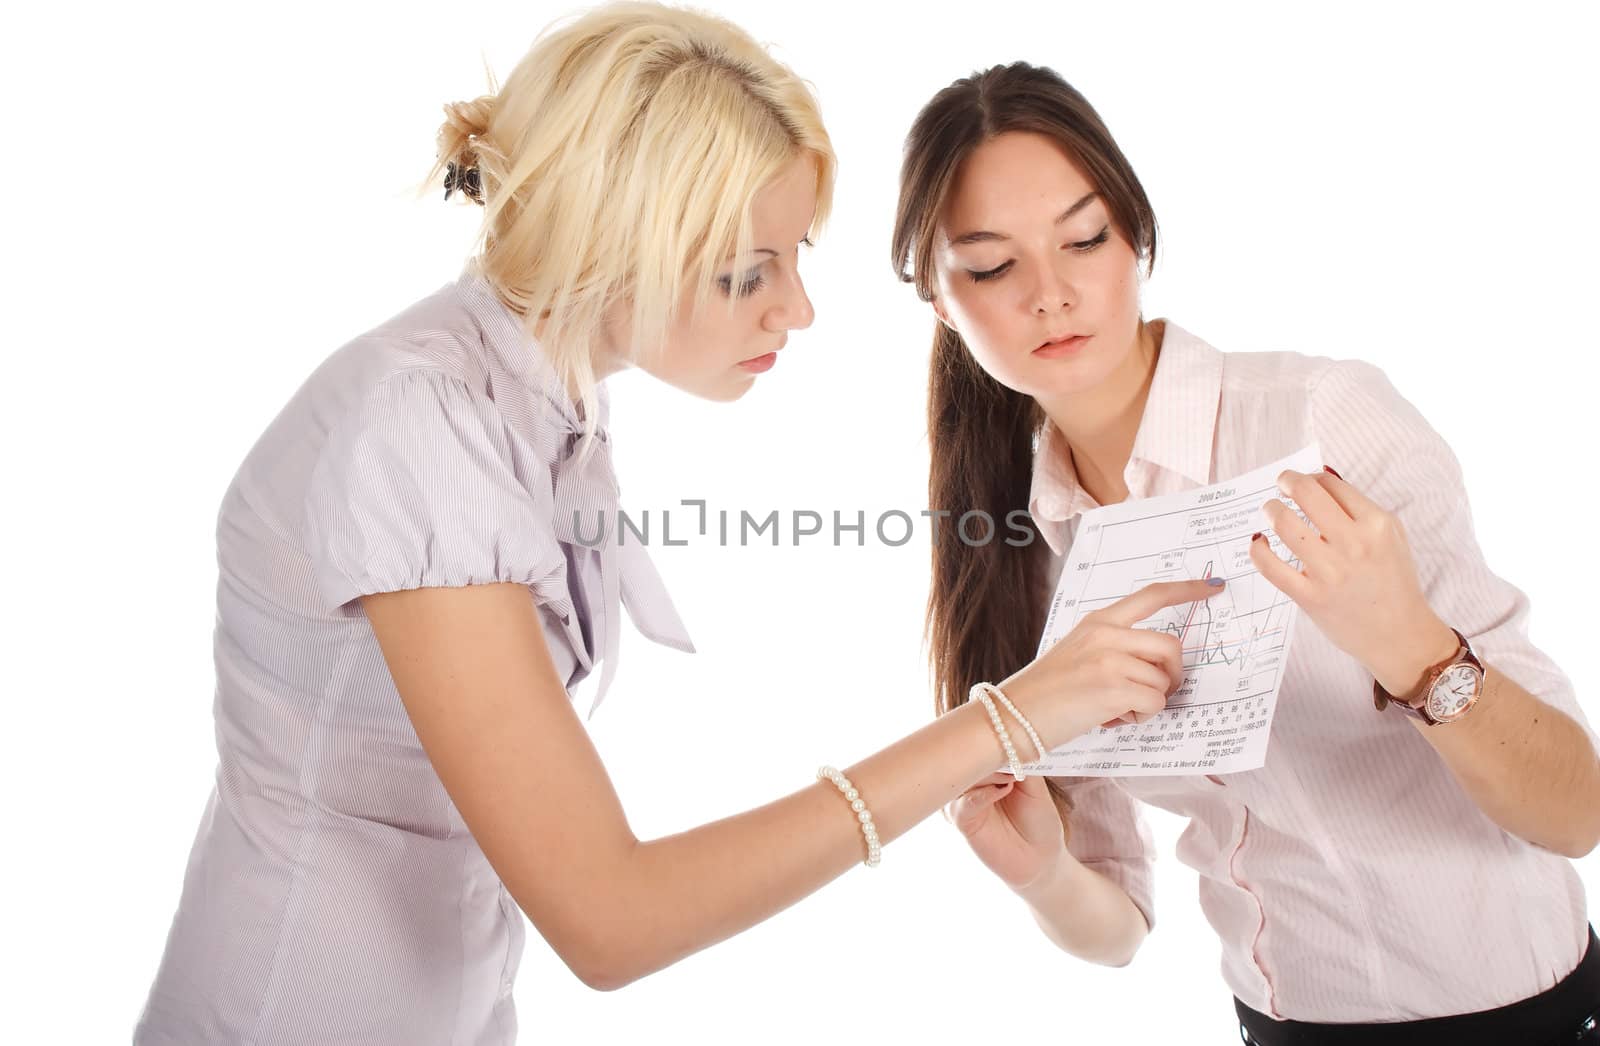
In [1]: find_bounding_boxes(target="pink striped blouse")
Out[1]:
[1034,318,1596,1023]
[133,268,694,1044]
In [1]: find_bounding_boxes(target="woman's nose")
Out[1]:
[1030,260,1076,315]
[767,270,814,331]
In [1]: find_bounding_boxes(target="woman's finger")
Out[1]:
[949,782,1011,827]
[1316,465,1381,522]
[1094,657,1173,727]
[1108,678,1172,725]
[1110,627,1186,691]
[1250,530,1313,603]
[1127,683,1172,718]
[1262,499,1323,568]
[1098,578,1225,628]
[964,779,1013,801]
[1117,653,1173,701]
[1011,772,1048,799]
[1276,469,1353,543]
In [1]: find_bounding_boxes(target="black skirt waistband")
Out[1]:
[1235,925,1600,1046]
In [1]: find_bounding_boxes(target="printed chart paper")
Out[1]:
[1018,445,1323,777]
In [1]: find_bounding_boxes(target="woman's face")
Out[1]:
[931,131,1145,401]
[625,153,818,402]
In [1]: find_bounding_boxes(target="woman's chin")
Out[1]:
[1026,350,1124,399]
[680,374,757,404]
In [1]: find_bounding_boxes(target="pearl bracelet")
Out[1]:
[969,681,1047,780]
[970,687,1025,779]
[817,766,882,867]
[973,682,1048,765]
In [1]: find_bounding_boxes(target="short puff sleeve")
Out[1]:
[303,368,570,615]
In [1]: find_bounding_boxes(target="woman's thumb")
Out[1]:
[1013,773,1048,799]
[949,783,1008,831]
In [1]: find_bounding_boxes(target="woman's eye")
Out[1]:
[966,227,1108,283]
[718,270,767,297]
[1068,226,1110,252]
[968,261,1012,283]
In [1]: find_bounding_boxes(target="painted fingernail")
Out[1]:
[1324,465,1343,480]
[1251,532,1263,542]
[1207,576,1225,587]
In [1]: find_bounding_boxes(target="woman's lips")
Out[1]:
[1033,334,1091,359]
[738,352,778,373]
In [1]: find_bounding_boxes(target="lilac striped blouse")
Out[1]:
[1035,319,1596,1022]
[133,268,694,1044]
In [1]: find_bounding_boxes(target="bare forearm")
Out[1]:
[1368,616,1600,858]
[1414,666,1600,858]
[1015,850,1148,967]
[583,699,1015,988]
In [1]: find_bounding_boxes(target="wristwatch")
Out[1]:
[1372,627,1484,725]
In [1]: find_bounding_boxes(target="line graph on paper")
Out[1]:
[1022,444,1323,778]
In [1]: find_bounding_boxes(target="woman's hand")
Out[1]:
[951,580,1221,894]
[1253,467,1457,697]
[947,772,1153,967]
[946,771,1069,892]
[1001,579,1227,751]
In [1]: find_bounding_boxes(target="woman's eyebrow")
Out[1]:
[949,191,1100,247]
[721,248,779,268]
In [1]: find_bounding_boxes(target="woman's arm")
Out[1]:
[1018,852,1150,967]
[362,577,1216,990]
[1255,359,1600,858]
[1262,475,1600,857]
[949,772,1150,966]
[1368,616,1600,859]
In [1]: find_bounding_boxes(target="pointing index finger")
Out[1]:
[1099,578,1225,628]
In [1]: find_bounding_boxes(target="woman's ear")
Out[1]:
[931,296,957,333]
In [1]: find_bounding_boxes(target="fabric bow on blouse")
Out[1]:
[546,410,695,717]
[460,272,695,719]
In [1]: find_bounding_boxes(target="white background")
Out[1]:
[5,1,1597,1042]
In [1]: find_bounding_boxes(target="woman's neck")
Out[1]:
[526,308,630,406]
[1037,318,1164,508]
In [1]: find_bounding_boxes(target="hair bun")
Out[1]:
[436,95,495,200]
[440,97,493,140]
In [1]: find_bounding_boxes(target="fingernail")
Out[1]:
[1251,531,1263,542]
[1324,465,1343,480]
[1207,576,1225,587]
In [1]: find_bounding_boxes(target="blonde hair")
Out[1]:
[429,1,835,444]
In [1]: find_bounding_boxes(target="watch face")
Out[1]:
[1427,664,1482,722]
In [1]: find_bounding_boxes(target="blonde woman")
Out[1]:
[132,6,1222,1043]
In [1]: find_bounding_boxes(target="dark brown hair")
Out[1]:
[891,62,1159,768]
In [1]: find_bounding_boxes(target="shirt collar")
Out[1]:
[454,263,611,437]
[1028,319,1224,555]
